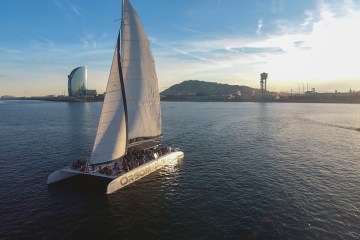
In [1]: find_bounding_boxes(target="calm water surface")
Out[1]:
[0,100,359,239]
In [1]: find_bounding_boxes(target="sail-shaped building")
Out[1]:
[68,66,87,98]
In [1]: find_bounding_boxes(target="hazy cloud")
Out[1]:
[300,10,314,29]
[29,37,56,50]
[173,26,205,35]
[152,0,360,91]
[52,0,86,18]
[100,32,109,40]
[171,47,227,66]
[256,19,263,35]
[271,0,285,14]
[4,0,360,96]
[81,34,97,49]
[52,0,64,10]
[70,4,81,16]
[293,41,305,47]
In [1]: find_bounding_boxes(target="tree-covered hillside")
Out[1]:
[161,80,258,97]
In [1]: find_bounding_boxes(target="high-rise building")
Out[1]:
[68,66,87,97]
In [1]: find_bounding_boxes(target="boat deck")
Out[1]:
[62,145,177,179]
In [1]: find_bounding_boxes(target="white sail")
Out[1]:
[121,0,162,143]
[90,38,127,165]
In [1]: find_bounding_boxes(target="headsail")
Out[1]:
[90,35,127,165]
[122,0,162,143]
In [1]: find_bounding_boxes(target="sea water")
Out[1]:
[0,100,359,239]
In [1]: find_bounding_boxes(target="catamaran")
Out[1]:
[47,0,184,194]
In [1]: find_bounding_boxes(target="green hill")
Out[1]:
[161,80,258,97]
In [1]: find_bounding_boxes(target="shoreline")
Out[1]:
[2,97,360,104]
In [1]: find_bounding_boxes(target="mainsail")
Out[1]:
[89,0,161,165]
[122,0,162,143]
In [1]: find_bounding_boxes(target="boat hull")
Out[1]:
[47,170,79,185]
[106,151,184,194]
[47,150,184,194]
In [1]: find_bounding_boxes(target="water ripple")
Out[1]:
[0,101,360,239]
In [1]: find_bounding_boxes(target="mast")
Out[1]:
[118,0,129,153]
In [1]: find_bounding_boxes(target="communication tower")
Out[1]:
[260,72,268,96]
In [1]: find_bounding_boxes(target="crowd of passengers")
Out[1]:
[72,145,174,175]
[72,159,87,170]
[122,145,173,172]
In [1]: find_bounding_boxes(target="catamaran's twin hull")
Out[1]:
[47,151,184,194]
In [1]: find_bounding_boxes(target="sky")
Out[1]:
[1,0,360,96]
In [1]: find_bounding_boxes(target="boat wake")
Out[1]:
[299,117,360,132]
